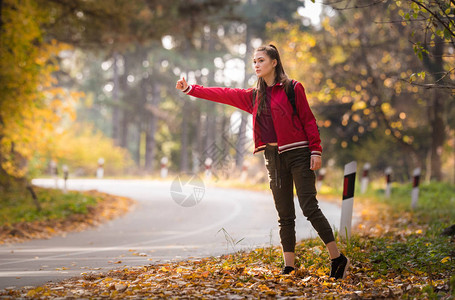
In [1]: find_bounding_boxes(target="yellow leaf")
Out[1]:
[201,271,210,277]
[46,226,55,233]
[441,256,450,264]
[316,268,326,276]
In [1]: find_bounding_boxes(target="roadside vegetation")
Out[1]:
[0,186,134,244]
[1,181,453,299]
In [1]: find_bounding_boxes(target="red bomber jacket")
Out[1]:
[183,81,322,156]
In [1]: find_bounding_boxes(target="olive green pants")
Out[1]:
[264,145,335,252]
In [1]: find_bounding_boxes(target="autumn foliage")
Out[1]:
[0,0,133,186]
[0,1,71,183]
[49,124,134,177]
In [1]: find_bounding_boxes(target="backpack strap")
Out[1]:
[286,80,298,115]
[253,80,297,114]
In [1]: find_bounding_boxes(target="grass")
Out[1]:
[365,181,455,230]
[345,181,455,298]
[0,186,98,226]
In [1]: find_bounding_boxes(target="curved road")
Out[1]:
[0,178,342,289]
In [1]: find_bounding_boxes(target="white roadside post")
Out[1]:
[160,157,169,179]
[385,167,392,198]
[411,167,421,210]
[316,168,326,191]
[340,161,357,240]
[96,157,105,179]
[240,161,249,182]
[62,164,69,194]
[360,162,371,194]
[50,160,58,189]
[204,157,213,180]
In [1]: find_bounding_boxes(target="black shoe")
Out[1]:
[281,266,295,275]
[330,253,350,279]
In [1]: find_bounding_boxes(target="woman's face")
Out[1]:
[253,51,277,79]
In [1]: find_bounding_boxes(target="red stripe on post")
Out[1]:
[343,173,356,200]
[413,175,420,188]
[343,177,348,197]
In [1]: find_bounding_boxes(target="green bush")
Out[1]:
[0,186,98,226]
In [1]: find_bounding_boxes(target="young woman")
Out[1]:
[175,44,349,279]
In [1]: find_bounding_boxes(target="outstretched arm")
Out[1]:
[175,77,254,114]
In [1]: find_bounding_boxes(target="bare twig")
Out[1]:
[401,79,455,90]
[324,0,386,10]
[26,184,42,212]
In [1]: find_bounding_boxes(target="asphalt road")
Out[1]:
[0,178,342,289]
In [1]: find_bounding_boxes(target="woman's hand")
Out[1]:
[310,156,322,171]
[176,77,188,91]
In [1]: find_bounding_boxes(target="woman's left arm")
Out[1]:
[294,82,323,161]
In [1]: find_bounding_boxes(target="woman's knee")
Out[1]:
[301,203,323,221]
[278,216,295,227]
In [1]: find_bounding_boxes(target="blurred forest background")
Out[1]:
[1,0,454,190]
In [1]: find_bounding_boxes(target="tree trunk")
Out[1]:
[134,122,141,166]
[220,109,229,160]
[205,113,216,156]
[235,21,252,169]
[220,109,231,178]
[422,36,447,181]
[0,0,3,30]
[144,76,159,173]
[119,53,130,149]
[26,184,41,212]
[235,114,248,168]
[180,101,189,173]
[112,52,121,146]
[0,115,7,189]
[430,89,445,181]
[194,107,202,173]
[180,34,194,173]
[120,114,128,148]
[0,161,10,191]
[205,25,217,161]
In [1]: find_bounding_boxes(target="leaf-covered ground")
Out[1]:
[0,189,134,244]
[1,195,454,299]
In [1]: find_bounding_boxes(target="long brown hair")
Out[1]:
[253,44,292,115]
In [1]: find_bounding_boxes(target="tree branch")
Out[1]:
[436,0,455,29]
[410,0,455,39]
[43,0,119,19]
[404,81,455,90]
[324,0,386,10]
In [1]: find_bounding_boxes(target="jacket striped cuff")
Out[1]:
[311,151,322,157]
[182,85,192,94]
